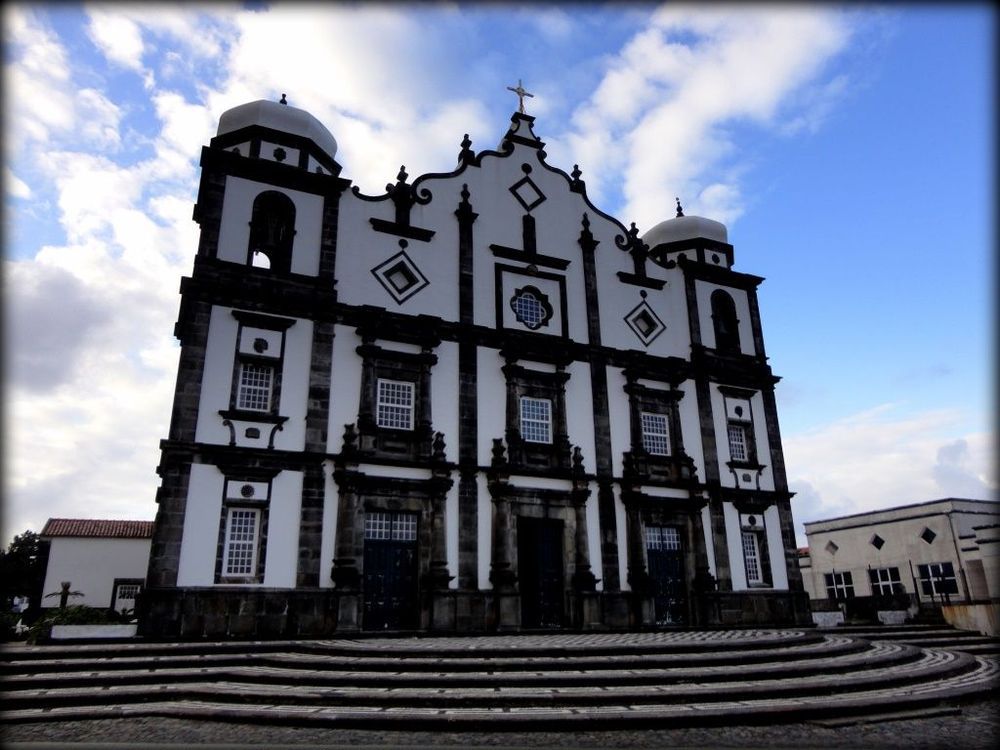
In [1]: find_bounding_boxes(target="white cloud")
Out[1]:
[785,404,996,544]
[5,168,32,198]
[85,7,146,72]
[561,5,852,228]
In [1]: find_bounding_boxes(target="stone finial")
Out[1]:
[675,197,684,217]
[279,93,288,105]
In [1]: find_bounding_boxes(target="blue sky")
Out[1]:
[3,3,995,546]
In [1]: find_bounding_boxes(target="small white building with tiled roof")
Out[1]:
[39,518,154,612]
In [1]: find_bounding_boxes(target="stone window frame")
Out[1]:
[213,471,275,585]
[719,386,764,473]
[247,189,296,273]
[222,311,297,423]
[621,370,693,483]
[502,359,571,471]
[739,513,772,588]
[356,339,437,461]
[710,288,741,353]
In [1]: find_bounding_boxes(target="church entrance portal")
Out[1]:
[362,511,418,630]
[646,525,686,625]
[518,517,564,628]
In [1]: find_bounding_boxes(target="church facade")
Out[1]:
[140,95,811,637]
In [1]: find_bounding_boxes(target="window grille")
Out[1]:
[376,379,414,430]
[223,509,259,576]
[868,567,904,596]
[365,511,417,541]
[916,562,958,596]
[513,290,545,329]
[237,363,273,412]
[824,571,855,599]
[645,525,681,551]
[641,412,671,456]
[520,396,552,443]
[727,422,749,462]
[742,531,762,584]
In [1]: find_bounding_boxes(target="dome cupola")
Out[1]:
[643,198,734,269]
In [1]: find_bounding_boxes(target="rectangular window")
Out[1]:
[641,412,671,456]
[868,567,905,596]
[520,396,552,444]
[742,531,762,584]
[727,422,749,462]
[223,508,260,577]
[237,362,273,412]
[365,511,418,541]
[645,525,681,552]
[376,379,415,430]
[916,562,958,596]
[824,571,855,599]
[113,583,141,612]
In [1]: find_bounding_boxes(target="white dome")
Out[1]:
[217,98,337,159]
[642,214,728,249]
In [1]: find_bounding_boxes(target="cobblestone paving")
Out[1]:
[3,696,997,749]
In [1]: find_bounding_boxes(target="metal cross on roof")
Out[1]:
[506,79,534,114]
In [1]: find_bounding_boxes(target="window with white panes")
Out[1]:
[917,562,958,596]
[742,531,763,584]
[376,379,415,430]
[223,508,260,577]
[237,362,274,412]
[727,422,750,462]
[519,396,552,443]
[640,412,671,456]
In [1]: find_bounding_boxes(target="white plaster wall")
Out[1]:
[446,473,459,587]
[606,365,630,477]
[41,538,151,609]
[177,463,225,586]
[215,175,324,276]
[585,481,604,592]
[677,380,705,479]
[319,459,337,588]
[264,470,303,587]
[432,341,460,463]
[701,504,717,579]
[477,348,508,466]
[765,504,788,589]
[327,324,363,453]
[615,489,630,591]
[723,502,748,590]
[694,280,754,355]
[477,476,492,589]
[273,319,312,452]
[564,361,596,473]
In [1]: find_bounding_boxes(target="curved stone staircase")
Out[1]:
[2,628,997,729]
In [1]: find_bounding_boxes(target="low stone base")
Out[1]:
[138,586,814,638]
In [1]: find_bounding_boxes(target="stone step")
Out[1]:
[2,631,996,729]
[0,641,920,692]
[0,649,980,712]
[2,656,996,730]
[0,634,868,676]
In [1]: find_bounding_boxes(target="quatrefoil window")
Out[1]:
[510,285,553,330]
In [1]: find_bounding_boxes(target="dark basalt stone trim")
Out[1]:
[726,459,767,473]
[231,309,298,331]
[616,271,666,289]
[728,488,795,512]
[649,237,734,267]
[490,244,571,271]
[494,263,570,339]
[210,125,342,176]
[718,385,757,399]
[677,255,764,289]
[199,146,349,196]
[217,410,290,426]
[369,218,435,242]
